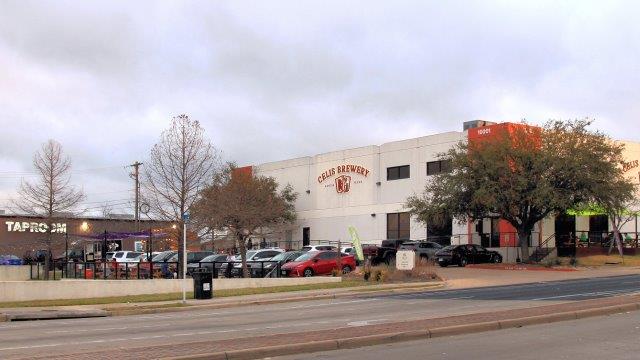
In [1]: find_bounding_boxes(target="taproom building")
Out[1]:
[0,214,174,259]
[245,120,640,259]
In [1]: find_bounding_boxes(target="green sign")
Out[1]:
[348,226,364,261]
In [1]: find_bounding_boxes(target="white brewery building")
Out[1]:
[245,121,640,260]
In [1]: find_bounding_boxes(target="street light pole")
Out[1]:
[181,213,190,304]
[182,220,187,303]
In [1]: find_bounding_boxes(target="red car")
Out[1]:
[280,251,356,277]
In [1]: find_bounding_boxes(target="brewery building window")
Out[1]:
[387,165,410,180]
[387,212,410,240]
[426,160,452,176]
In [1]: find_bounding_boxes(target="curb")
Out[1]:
[466,264,578,272]
[1,310,108,322]
[161,301,640,360]
[106,283,444,317]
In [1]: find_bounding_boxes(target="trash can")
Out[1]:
[192,268,213,299]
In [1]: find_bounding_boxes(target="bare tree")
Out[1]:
[143,114,219,277]
[14,140,85,278]
[100,202,114,218]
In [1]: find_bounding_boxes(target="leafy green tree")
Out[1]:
[406,120,636,261]
[192,164,297,277]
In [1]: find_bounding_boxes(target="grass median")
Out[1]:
[0,279,374,309]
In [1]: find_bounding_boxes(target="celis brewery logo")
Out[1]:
[317,164,369,194]
[335,175,351,193]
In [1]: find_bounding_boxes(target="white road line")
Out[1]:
[531,289,640,301]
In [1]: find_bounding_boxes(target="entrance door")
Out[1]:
[555,214,576,257]
[589,215,609,245]
[302,227,310,247]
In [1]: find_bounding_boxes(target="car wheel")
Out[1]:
[303,268,314,277]
[439,263,448,267]
[420,254,429,262]
[459,257,467,267]
[493,255,502,263]
[342,265,352,274]
[384,254,395,266]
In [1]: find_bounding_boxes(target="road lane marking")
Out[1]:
[531,289,640,301]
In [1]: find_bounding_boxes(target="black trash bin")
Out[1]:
[192,268,213,299]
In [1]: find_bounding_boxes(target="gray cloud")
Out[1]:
[1,0,639,213]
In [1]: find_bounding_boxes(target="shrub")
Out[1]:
[363,269,371,281]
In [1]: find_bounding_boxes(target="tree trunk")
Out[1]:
[238,235,249,278]
[44,250,51,280]
[44,229,52,280]
[518,231,530,262]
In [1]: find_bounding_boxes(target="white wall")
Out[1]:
[0,277,342,303]
[0,266,30,281]
[255,131,465,245]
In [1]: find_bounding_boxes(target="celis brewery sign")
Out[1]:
[317,164,370,194]
[5,221,67,234]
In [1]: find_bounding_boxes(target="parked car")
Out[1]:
[362,244,396,266]
[113,251,145,263]
[398,241,443,260]
[219,248,285,277]
[252,250,305,277]
[281,251,356,277]
[187,254,229,275]
[167,251,215,264]
[22,249,52,264]
[151,251,176,262]
[435,244,502,267]
[54,249,84,263]
[302,245,337,252]
[0,255,23,265]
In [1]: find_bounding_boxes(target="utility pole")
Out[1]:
[129,161,143,231]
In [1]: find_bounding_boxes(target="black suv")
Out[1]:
[435,244,502,267]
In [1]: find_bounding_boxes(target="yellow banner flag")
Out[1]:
[348,226,364,261]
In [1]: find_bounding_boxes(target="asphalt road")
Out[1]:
[275,311,640,360]
[1,274,639,359]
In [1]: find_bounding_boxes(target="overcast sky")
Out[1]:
[1,0,639,215]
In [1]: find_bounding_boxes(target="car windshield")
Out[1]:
[240,250,257,260]
[126,252,142,258]
[151,252,172,262]
[201,254,226,262]
[114,252,124,258]
[270,252,289,261]
[294,252,317,261]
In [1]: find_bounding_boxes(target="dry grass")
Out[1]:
[346,260,441,283]
[572,254,640,267]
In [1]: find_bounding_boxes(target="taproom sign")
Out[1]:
[5,221,67,234]
[317,164,370,194]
